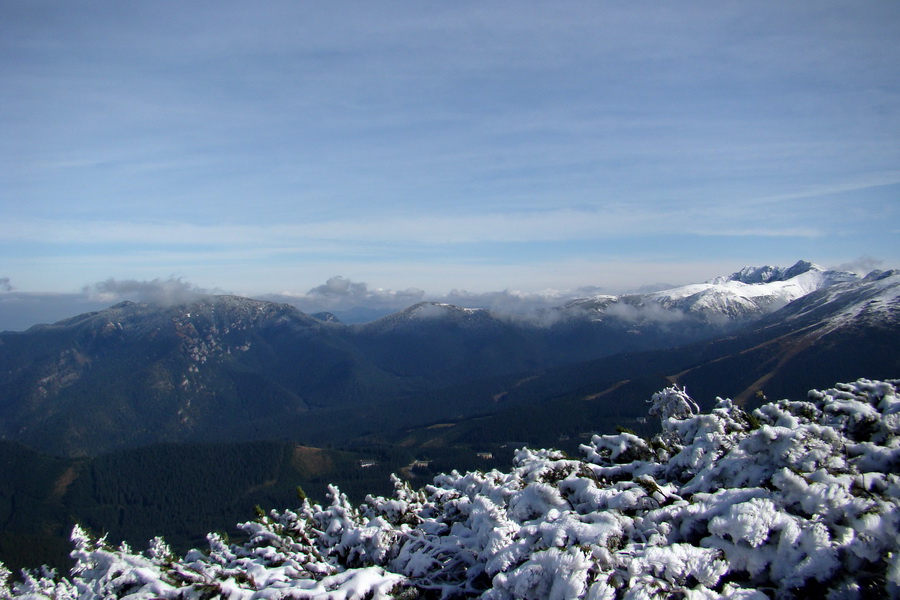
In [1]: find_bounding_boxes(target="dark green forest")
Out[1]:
[0,375,665,573]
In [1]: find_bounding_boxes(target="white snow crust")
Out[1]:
[3,378,899,599]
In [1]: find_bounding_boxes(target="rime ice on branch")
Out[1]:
[648,384,700,421]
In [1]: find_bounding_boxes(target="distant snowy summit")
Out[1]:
[565,260,860,324]
[713,259,837,284]
[648,260,858,319]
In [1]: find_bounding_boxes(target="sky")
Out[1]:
[2,1,899,329]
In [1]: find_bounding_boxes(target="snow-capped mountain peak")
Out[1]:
[563,260,860,325]
[717,259,822,285]
[648,261,858,320]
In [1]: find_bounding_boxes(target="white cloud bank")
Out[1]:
[264,276,606,323]
[0,254,891,330]
[266,276,426,321]
[83,277,222,306]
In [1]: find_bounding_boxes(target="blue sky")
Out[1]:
[2,1,899,328]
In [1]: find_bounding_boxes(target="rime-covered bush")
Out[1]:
[3,378,899,599]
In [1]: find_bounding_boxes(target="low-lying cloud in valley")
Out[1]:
[603,299,688,325]
[440,288,598,315]
[268,277,616,324]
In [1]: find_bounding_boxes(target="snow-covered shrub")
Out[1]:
[2,378,899,599]
[649,384,700,421]
[487,547,592,600]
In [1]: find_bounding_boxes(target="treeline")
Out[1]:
[0,440,396,572]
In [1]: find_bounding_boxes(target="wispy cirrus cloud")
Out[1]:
[2,201,832,253]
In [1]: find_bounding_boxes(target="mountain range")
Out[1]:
[0,260,898,571]
[0,260,895,458]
